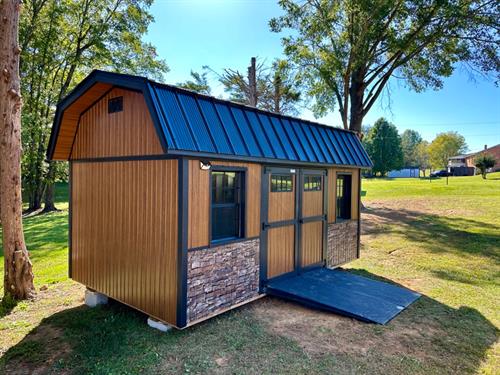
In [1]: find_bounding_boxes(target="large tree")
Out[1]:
[212,58,302,115]
[364,118,404,176]
[20,0,168,213]
[401,129,423,166]
[428,131,467,169]
[415,140,431,176]
[1,0,35,300]
[270,0,499,133]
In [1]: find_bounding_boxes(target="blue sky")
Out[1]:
[145,0,500,152]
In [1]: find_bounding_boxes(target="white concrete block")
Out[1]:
[85,289,108,307]
[147,317,172,332]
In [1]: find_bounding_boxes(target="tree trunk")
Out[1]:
[41,162,58,213]
[247,57,257,107]
[0,0,36,300]
[42,183,57,212]
[348,70,365,134]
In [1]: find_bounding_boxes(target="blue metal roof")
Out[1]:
[148,80,372,168]
[48,70,372,168]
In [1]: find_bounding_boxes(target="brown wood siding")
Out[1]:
[301,221,323,266]
[53,82,113,160]
[268,175,296,223]
[327,168,360,222]
[302,190,323,218]
[187,159,261,249]
[72,159,178,325]
[71,88,163,159]
[267,226,295,278]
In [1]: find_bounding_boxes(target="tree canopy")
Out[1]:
[401,129,423,166]
[178,70,212,95]
[270,0,499,132]
[211,58,302,115]
[20,0,167,212]
[364,118,404,175]
[428,131,468,169]
[474,153,496,179]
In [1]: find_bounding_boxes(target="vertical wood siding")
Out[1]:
[267,226,295,278]
[71,88,163,159]
[53,82,113,160]
[268,175,296,223]
[72,159,178,325]
[187,159,261,249]
[300,221,323,266]
[327,168,360,222]
[302,190,323,218]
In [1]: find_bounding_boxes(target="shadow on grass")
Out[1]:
[363,206,500,264]
[2,278,498,374]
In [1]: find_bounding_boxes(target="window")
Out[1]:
[336,174,352,220]
[108,96,123,113]
[303,175,322,191]
[211,170,244,241]
[271,174,293,192]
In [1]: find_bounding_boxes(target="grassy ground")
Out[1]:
[0,174,499,374]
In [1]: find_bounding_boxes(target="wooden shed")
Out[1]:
[47,70,373,328]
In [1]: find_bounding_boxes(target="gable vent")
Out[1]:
[108,96,123,114]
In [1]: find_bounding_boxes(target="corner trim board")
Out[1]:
[176,158,189,328]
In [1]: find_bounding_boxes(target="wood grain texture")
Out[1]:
[268,175,295,223]
[53,82,113,160]
[301,221,323,267]
[267,225,295,278]
[327,168,360,222]
[71,88,163,159]
[187,159,261,249]
[302,190,323,218]
[72,159,178,325]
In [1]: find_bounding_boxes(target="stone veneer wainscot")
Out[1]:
[326,220,358,267]
[187,238,260,322]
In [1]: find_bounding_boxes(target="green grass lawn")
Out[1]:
[0,175,499,374]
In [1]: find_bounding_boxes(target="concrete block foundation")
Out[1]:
[85,289,108,307]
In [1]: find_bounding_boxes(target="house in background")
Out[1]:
[47,70,419,330]
[448,144,500,175]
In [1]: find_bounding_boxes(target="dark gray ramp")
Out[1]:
[266,268,420,324]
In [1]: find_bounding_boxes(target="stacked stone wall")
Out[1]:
[187,239,260,322]
[326,220,358,267]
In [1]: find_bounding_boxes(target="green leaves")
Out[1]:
[364,118,404,175]
[19,0,168,209]
[271,0,499,131]
[428,131,468,169]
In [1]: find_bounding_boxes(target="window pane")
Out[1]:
[304,175,322,191]
[271,174,293,192]
[211,170,244,241]
[212,206,239,240]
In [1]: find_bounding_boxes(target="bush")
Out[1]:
[474,154,496,179]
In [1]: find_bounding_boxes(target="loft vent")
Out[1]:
[108,96,123,114]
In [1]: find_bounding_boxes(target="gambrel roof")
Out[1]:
[48,70,372,168]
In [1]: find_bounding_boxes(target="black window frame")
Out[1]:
[336,173,352,221]
[108,96,123,114]
[270,174,293,192]
[303,175,322,191]
[210,168,246,243]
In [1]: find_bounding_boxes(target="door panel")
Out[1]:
[267,226,295,278]
[299,172,326,267]
[302,190,323,217]
[300,221,323,267]
[268,189,295,222]
[263,169,297,280]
